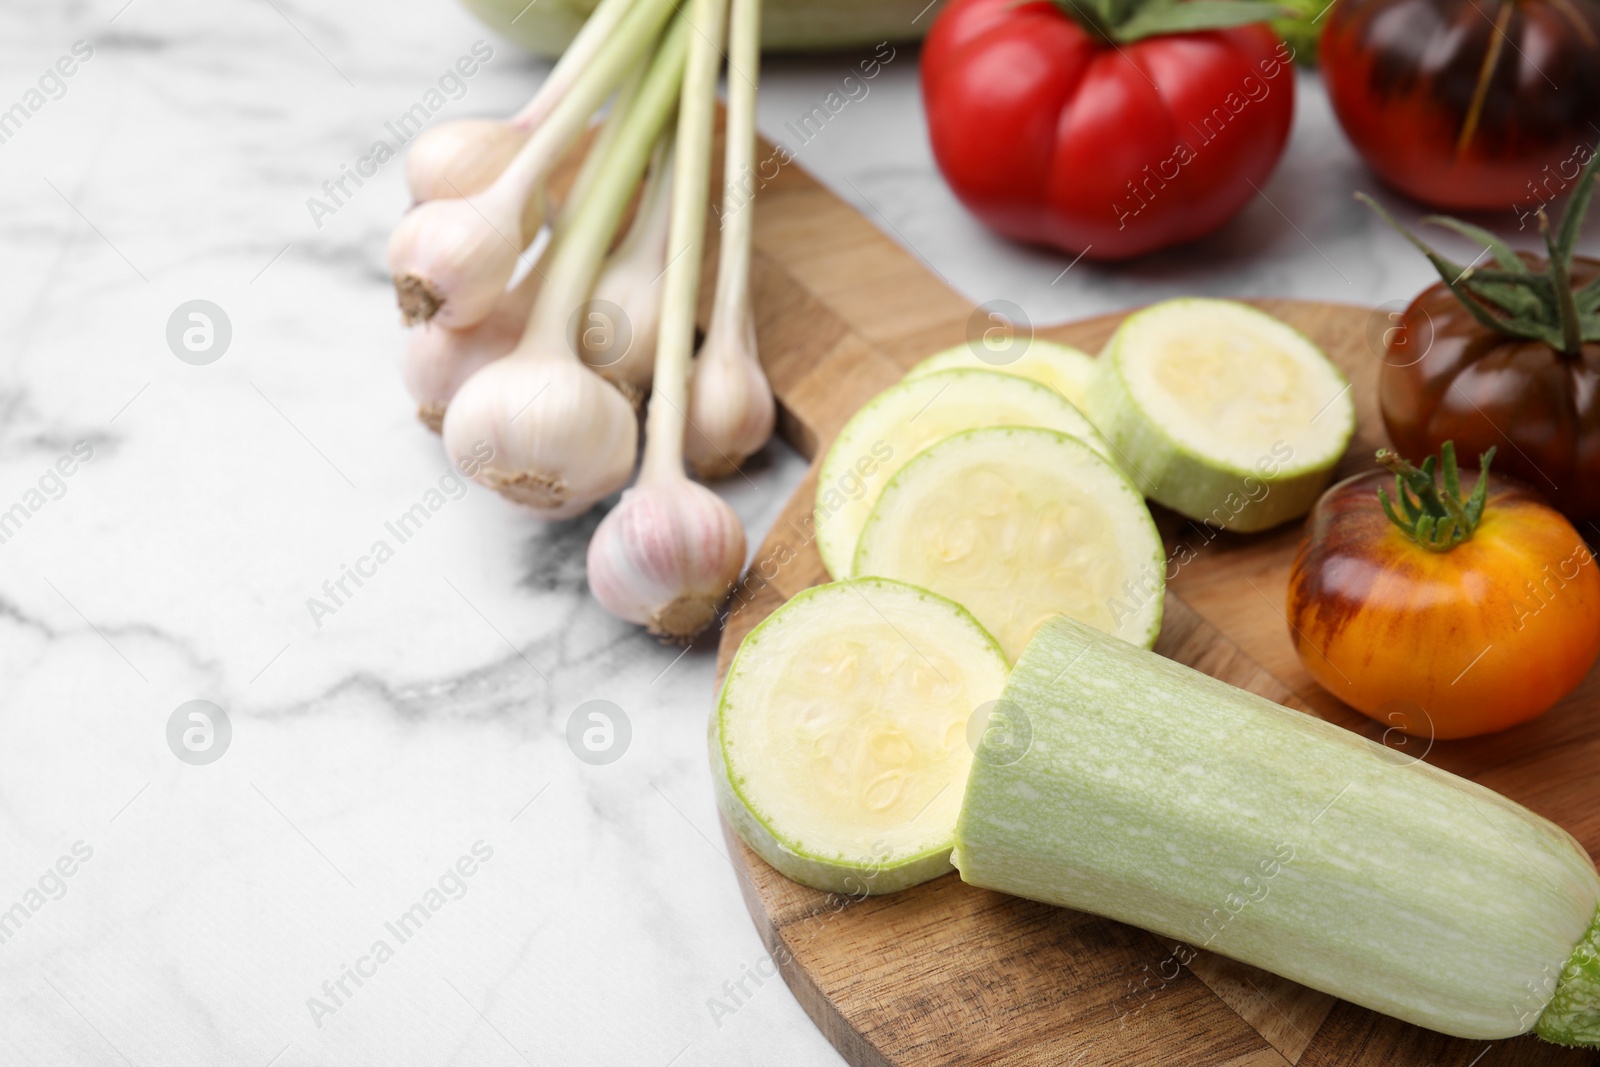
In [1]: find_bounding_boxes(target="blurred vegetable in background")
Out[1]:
[458,0,941,54]
[1270,0,1323,63]
[1322,0,1600,210]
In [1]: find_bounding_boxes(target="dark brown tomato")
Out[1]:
[1380,255,1600,528]
[1321,0,1600,210]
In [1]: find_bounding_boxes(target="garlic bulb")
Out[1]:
[443,11,692,518]
[403,271,538,431]
[581,140,674,401]
[442,355,637,518]
[405,119,527,201]
[587,476,745,638]
[685,313,775,478]
[586,0,744,642]
[682,0,773,479]
[388,189,533,328]
[387,0,680,329]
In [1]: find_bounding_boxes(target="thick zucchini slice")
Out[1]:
[814,369,1112,579]
[713,579,1008,895]
[1083,299,1354,532]
[853,428,1163,660]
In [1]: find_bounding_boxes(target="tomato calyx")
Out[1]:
[1356,141,1600,358]
[1376,441,1497,552]
[1047,0,1292,44]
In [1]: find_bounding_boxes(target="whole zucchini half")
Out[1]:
[459,0,939,55]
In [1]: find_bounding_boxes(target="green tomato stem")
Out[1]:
[1376,441,1496,552]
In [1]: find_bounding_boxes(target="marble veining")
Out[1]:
[1,0,1596,1065]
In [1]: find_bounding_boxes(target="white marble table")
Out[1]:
[0,3,1594,1065]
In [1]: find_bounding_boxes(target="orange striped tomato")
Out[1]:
[1287,446,1600,740]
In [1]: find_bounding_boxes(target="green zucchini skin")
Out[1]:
[1082,300,1352,534]
[708,708,958,896]
[712,579,1009,896]
[953,615,1600,1042]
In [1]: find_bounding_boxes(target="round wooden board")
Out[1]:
[705,134,1600,1065]
[710,297,1600,1067]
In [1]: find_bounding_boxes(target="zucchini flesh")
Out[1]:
[905,340,1099,410]
[713,579,1008,895]
[954,615,1600,1042]
[853,428,1163,661]
[1084,298,1354,532]
[815,369,1112,580]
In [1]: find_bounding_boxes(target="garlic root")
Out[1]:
[403,270,539,431]
[388,0,678,329]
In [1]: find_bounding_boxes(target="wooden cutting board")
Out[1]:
[705,136,1600,1067]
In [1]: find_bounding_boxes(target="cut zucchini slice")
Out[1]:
[905,340,1100,410]
[853,428,1162,660]
[712,578,1008,895]
[815,369,1113,579]
[1084,299,1354,533]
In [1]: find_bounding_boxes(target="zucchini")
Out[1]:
[814,369,1112,579]
[713,578,1008,895]
[853,428,1163,660]
[1083,299,1354,533]
[954,614,1600,1044]
[462,0,934,56]
[905,340,1099,410]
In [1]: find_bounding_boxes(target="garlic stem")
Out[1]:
[509,0,640,132]
[585,0,746,642]
[581,135,675,400]
[685,0,774,479]
[555,66,645,232]
[405,0,640,206]
[440,14,691,518]
[522,14,691,359]
[388,0,677,328]
[708,0,761,342]
[640,0,732,485]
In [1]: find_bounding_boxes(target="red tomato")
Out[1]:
[921,0,1297,260]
